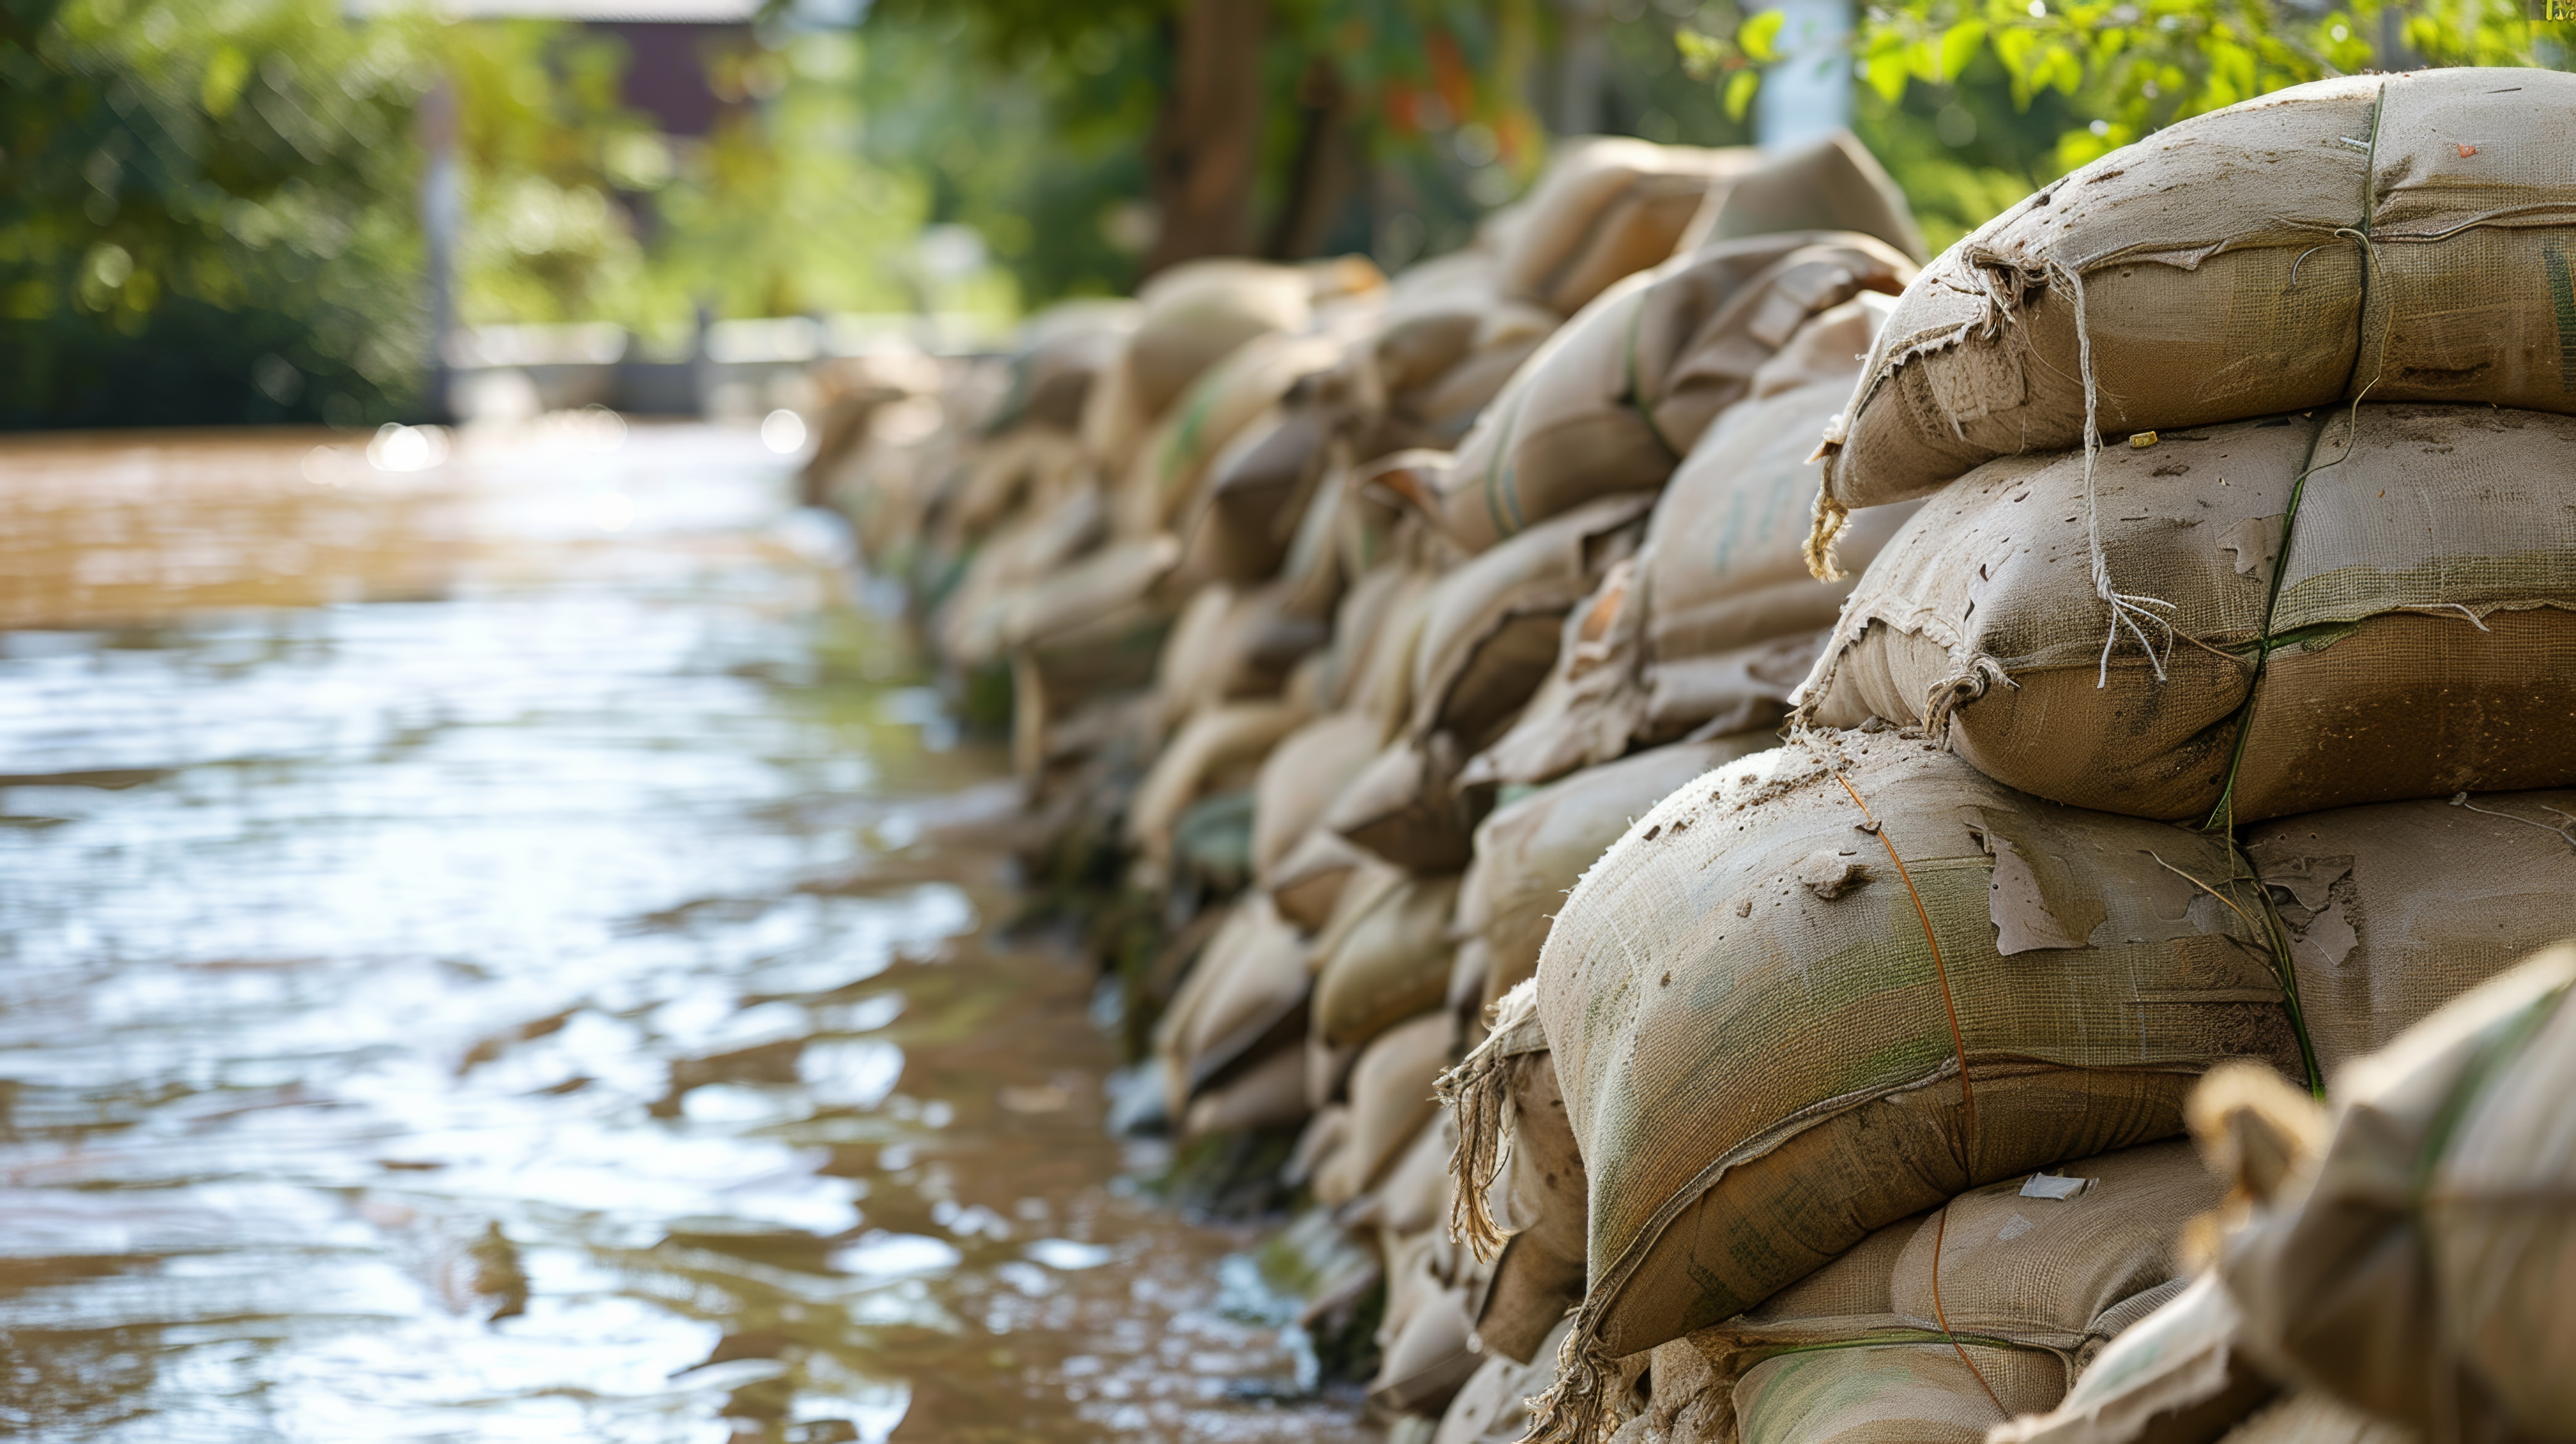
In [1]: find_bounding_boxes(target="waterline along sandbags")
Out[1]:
[1814,68,2576,524]
[1396,233,1914,553]
[1529,731,2302,1407]
[1797,405,2576,824]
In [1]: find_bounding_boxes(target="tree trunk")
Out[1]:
[1143,0,1268,275]
[1264,57,1351,260]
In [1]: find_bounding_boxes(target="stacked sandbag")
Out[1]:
[1383,231,1914,555]
[1997,948,2576,1444]
[1464,291,1922,788]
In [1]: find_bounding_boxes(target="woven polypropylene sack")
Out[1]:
[1734,1343,2066,1444]
[1460,737,1765,1008]
[1818,68,2576,516]
[1798,405,2576,824]
[1424,235,1913,554]
[1315,871,1462,1049]
[2245,788,2576,1078]
[2222,946,2576,1442]
[1537,733,2301,1364]
[1497,139,1760,316]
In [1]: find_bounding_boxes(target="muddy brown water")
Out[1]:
[0,423,1376,1443]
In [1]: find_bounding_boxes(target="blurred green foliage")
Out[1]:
[1,0,431,427]
[1684,0,2563,250]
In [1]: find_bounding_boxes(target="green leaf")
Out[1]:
[1937,21,1988,80]
[200,43,250,118]
[1724,66,1760,120]
[1740,9,1787,63]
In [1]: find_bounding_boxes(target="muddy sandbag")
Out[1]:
[1126,699,1308,873]
[2244,788,2576,1078]
[1460,736,1771,1007]
[1437,1317,1576,1444]
[1498,138,1761,317]
[1324,732,1487,872]
[1315,872,1463,1050]
[1402,234,1914,554]
[2221,945,2576,1443]
[1815,68,2576,526]
[1690,129,1926,264]
[1410,494,1657,747]
[1251,712,1389,880]
[1533,732,2302,1390]
[1798,405,2576,825]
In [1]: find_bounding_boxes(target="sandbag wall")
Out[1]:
[816,76,2576,1444]
[1452,66,2576,1444]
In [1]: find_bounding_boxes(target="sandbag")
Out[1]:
[1180,1039,1310,1139]
[1269,827,1373,933]
[1251,712,1389,879]
[1126,699,1308,871]
[1000,534,1179,652]
[1124,259,1317,420]
[1410,494,1657,747]
[1990,1274,2281,1444]
[1407,234,1914,553]
[1159,894,1311,1113]
[1314,872,1462,1049]
[1324,733,1487,873]
[1817,68,2576,524]
[1690,129,1926,264]
[2214,1394,2419,1444]
[1437,1318,1576,1444]
[1329,1012,1459,1200]
[1535,733,2302,1379]
[1470,1047,1590,1367]
[1733,1343,2066,1444]
[1460,736,1771,1008]
[1118,328,1351,539]
[2244,789,2576,1078]
[2222,946,2576,1443]
[1179,396,1333,585]
[1498,138,1760,316]
[1798,405,2576,824]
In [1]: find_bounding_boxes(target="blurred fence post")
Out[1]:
[418,75,461,422]
[1754,0,1852,149]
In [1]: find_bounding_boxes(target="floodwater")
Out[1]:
[0,422,1371,1444]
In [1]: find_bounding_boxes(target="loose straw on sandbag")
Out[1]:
[1435,977,1548,1260]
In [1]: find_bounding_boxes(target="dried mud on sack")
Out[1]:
[2000,947,2576,1444]
[1524,731,2308,1441]
[1472,293,1922,788]
[1385,232,1916,555]
[1798,405,2576,824]
[1812,68,2576,533]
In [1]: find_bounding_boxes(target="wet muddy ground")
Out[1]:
[0,422,1375,1443]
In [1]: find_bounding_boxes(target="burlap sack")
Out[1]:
[2244,788,2576,1078]
[2214,1393,2419,1444]
[1178,396,1331,586]
[1118,329,1352,540]
[934,486,1107,668]
[984,297,1137,436]
[1159,894,1312,1112]
[1734,1344,2067,1444]
[1412,494,1657,748]
[1532,732,2303,1402]
[1181,1038,1309,1139]
[1817,68,2576,525]
[1473,1048,1591,1366]
[1315,872,1462,1049]
[1123,259,1319,420]
[1989,1274,2281,1444]
[1498,138,1761,317]
[1252,712,1389,880]
[1686,130,1927,265]
[1460,736,1772,1008]
[1325,733,1486,872]
[1126,699,1308,871]
[1437,1318,1577,1444]
[1340,1011,1462,1198]
[1410,235,1914,553]
[1798,405,2576,824]
[2222,945,2576,1443]
[1269,828,1372,933]
[1000,534,1180,653]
